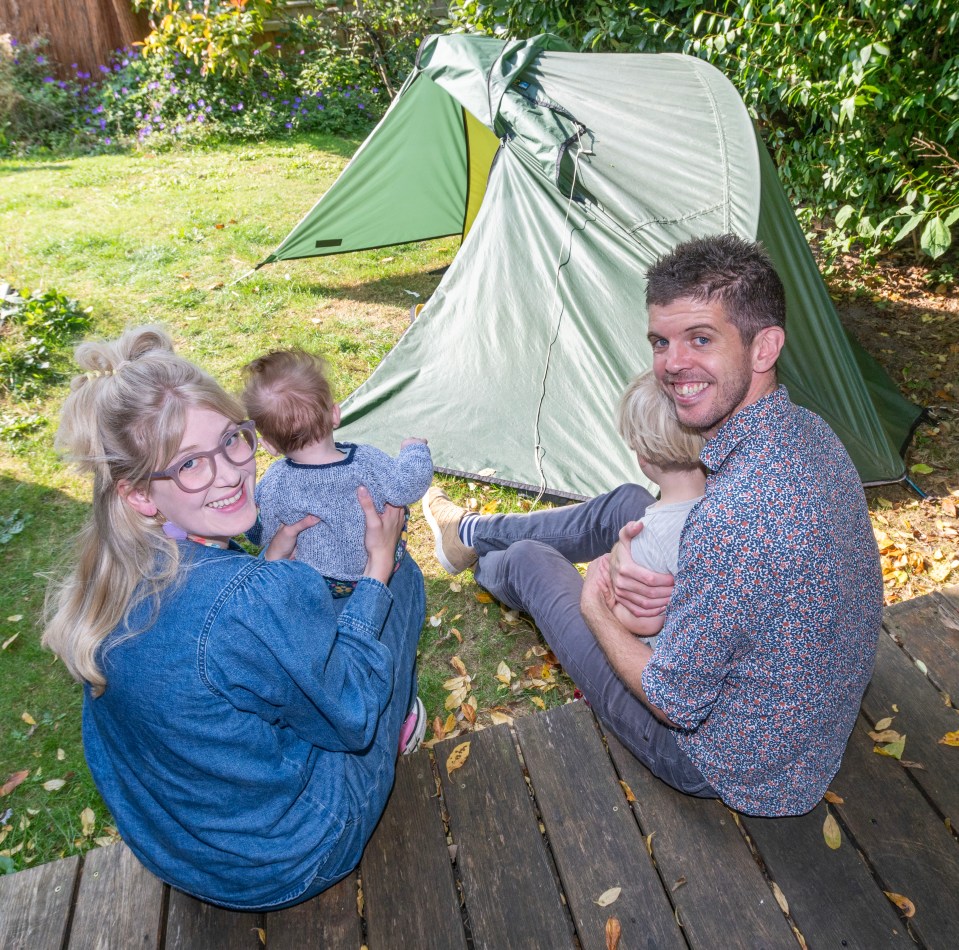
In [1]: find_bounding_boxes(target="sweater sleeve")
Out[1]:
[202,560,396,752]
[361,443,434,507]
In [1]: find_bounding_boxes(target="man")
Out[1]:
[423,234,882,816]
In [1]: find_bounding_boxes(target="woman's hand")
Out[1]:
[262,514,321,561]
[608,521,675,617]
[360,486,405,584]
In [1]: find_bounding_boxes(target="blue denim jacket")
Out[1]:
[82,542,424,909]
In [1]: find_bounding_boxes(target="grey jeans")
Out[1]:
[473,484,716,799]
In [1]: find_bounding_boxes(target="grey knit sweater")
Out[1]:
[251,442,433,581]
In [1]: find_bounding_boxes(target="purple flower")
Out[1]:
[148,81,159,90]
[372,87,379,94]
[105,138,112,145]
[36,54,46,65]
[198,99,205,107]
[43,76,55,83]
[121,87,128,94]
[135,110,142,119]
[285,122,292,128]
[99,64,109,74]
[99,119,106,129]
[358,103,365,110]
[344,91,350,98]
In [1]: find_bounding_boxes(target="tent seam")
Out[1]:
[688,58,732,232]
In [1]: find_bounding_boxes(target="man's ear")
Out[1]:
[118,480,159,518]
[331,403,342,429]
[751,326,785,373]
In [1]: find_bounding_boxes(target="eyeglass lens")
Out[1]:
[176,427,256,491]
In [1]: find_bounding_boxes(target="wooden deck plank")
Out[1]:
[741,803,909,947]
[0,854,79,950]
[830,715,959,950]
[265,873,361,950]
[515,703,685,950]
[164,890,262,950]
[435,723,574,949]
[604,732,799,950]
[67,842,165,949]
[882,587,959,701]
[862,630,959,824]
[361,752,467,950]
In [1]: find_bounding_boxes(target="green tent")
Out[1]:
[259,33,921,499]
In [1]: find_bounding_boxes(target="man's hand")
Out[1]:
[608,521,674,617]
[584,556,665,638]
[263,514,322,561]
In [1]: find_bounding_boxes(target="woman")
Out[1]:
[43,325,427,911]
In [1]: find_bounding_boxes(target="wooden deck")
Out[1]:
[3,586,959,949]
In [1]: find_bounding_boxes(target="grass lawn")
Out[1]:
[0,135,574,872]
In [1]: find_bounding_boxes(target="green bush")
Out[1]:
[447,0,959,261]
[0,35,89,153]
[0,283,90,398]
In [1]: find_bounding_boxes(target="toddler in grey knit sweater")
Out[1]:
[241,348,433,596]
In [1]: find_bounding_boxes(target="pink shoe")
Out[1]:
[398,696,426,755]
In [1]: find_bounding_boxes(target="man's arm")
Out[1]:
[608,521,675,617]
[581,561,677,726]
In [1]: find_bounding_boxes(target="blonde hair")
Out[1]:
[617,370,706,470]
[241,348,336,454]
[42,325,246,695]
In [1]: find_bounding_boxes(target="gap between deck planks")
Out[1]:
[2,585,959,949]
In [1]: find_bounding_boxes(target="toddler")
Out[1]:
[591,369,706,638]
[241,348,433,596]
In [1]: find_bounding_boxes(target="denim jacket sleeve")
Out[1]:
[201,560,396,753]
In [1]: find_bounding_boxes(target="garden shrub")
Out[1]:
[0,35,88,153]
[0,282,90,398]
[447,0,959,261]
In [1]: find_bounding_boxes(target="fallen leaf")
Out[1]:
[671,876,687,892]
[915,659,929,675]
[476,468,496,478]
[56,749,65,762]
[1,770,29,797]
[480,500,500,515]
[530,696,546,710]
[875,734,906,759]
[214,223,225,230]
[449,581,462,593]
[255,927,266,944]
[884,892,916,918]
[495,661,512,685]
[451,627,463,643]
[43,779,66,792]
[489,710,513,726]
[605,916,621,950]
[80,807,96,837]
[823,790,844,804]
[446,741,471,775]
[1,633,19,650]
[874,716,894,731]
[450,655,468,677]
[644,832,655,856]
[594,886,621,907]
[7,615,22,622]
[868,729,902,743]
[460,703,476,725]
[823,812,842,849]
[474,591,493,604]
[771,881,789,915]
[21,712,36,726]
[619,780,636,803]
[939,730,959,747]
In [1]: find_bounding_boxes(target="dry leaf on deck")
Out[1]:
[823,790,844,805]
[605,917,622,950]
[874,716,894,731]
[489,710,513,726]
[939,730,959,747]
[594,886,621,907]
[446,742,471,776]
[868,729,902,743]
[771,881,789,915]
[823,812,842,849]
[884,892,916,918]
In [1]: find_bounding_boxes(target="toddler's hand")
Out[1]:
[401,436,428,447]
